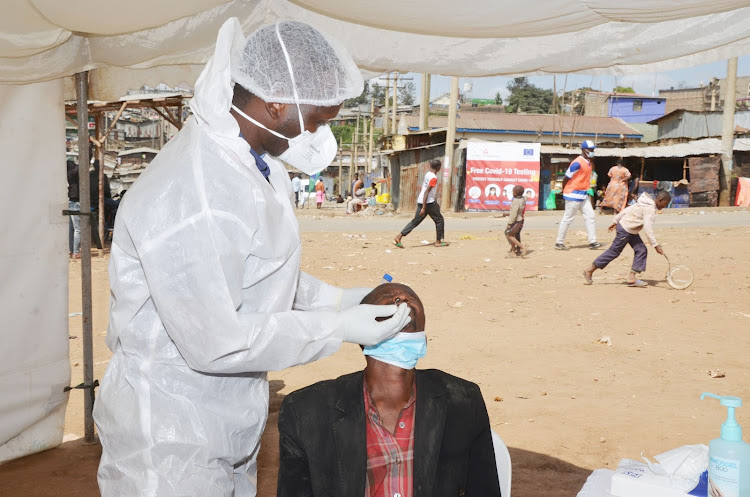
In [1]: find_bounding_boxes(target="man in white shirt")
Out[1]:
[291,173,302,208]
[394,159,447,248]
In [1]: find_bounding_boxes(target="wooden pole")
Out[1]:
[338,146,343,195]
[368,97,375,174]
[391,73,398,135]
[96,113,105,255]
[440,77,460,210]
[384,74,390,136]
[719,57,738,206]
[75,71,96,444]
[420,74,430,131]
[353,110,361,180]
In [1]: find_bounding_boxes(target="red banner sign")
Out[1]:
[465,142,541,211]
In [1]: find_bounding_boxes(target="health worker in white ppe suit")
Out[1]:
[93,18,411,497]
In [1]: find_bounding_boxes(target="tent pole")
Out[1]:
[75,71,97,445]
[719,57,737,206]
[440,76,459,210]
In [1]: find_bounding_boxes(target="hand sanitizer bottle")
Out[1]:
[701,393,750,497]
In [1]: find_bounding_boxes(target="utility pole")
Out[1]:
[337,140,343,195]
[420,74,430,131]
[384,74,390,135]
[440,76,460,210]
[367,97,375,173]
[719,57,738,206]
[354,110,361,178]
[391,73,399,135]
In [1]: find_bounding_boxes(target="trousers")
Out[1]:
[593,223,647,273]
[556,198,597,244]
[68,200,81,254]
[400,202,444,240]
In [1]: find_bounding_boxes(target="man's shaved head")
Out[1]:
[361,283,425,333]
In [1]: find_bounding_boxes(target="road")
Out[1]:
[297,208,750,233]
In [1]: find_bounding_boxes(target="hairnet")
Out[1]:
[231,21,364,107]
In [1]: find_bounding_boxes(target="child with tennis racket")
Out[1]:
[582,190,671,287]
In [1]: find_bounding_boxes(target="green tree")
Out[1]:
[505,77,554,114]
[331,125,354,145]
[400,81,416,106]
[371,82,386,106]
[343,81,370,107]
[494,91,503,105]
[612,85,635,94]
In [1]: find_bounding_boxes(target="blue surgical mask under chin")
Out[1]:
[363,331,427,370]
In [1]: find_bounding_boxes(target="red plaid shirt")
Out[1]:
[364,380,417,497]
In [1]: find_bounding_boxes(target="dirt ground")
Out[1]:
[2,217,750,497]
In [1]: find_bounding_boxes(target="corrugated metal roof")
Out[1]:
[627,123,659,143]
[540,138,750,158]
[648,109,750,140]
[404,112,641,138]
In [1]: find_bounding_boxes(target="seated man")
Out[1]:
[277,283,501,497]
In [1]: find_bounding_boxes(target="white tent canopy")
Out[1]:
[3,0,750,98]
[3,0,750,463]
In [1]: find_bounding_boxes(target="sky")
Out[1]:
[378,55,750,103]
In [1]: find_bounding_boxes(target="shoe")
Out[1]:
[554,243,569,250]
[589,242,603,249]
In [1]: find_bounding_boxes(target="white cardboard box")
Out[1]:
[610,459,692,497]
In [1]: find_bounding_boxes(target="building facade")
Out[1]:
[584,92,666,123]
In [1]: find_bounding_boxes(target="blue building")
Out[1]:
[585,92,667,124]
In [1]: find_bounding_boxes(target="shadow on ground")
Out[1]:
[0,378,591,497]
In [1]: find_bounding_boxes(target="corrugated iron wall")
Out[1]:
[396,146,445,213]
[389,143,465,213]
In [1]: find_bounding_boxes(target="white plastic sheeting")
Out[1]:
[2,0,750,465]
[3,0,750,99]
[0,79,70,463]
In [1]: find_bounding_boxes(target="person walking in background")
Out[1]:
[291,173,301,208]
[315,177,325,209]
[67,159,81,259]
[89,159,110,250]
[555,140,602,250]
[393,159,447,248]
[600,159,632,214]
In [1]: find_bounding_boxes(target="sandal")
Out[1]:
[433,241,449,247]
[393,240,404,249]
[582,270,593,285]
[627,279,648,288]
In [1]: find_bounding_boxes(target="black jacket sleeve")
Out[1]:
[467,384,502,496]
[277,396,315,497]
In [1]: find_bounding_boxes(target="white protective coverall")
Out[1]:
[94,19,364,496]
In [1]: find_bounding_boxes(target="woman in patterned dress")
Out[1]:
[601,159,632,213]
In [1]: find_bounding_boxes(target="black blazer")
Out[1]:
[277,369,501,497]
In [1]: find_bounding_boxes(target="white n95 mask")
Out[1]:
[231,104,337,175]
